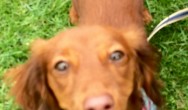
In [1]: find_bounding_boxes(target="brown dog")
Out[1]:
[6,0,162,110]
[69,0,152,27]
[6,26,162,110]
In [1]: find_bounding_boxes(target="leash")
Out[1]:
[147,8,188,41]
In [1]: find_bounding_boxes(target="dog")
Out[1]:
[6,0,162,110]
[6,26,162,110]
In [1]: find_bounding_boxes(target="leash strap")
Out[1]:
[147,8,188,41]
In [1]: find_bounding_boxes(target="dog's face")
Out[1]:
[36,26,152,110]
[7,26,161,110]
[46,26,138,110]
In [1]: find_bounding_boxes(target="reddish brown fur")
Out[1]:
[69,0,152,27]
[69,0,161,108]
[6,26,162,110]
[5,0,162,110]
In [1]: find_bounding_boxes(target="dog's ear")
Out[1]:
[5,39,58,110]
[135,39,162,106]
[123,27,162,107]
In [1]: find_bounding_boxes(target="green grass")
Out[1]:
[0,0,187,110]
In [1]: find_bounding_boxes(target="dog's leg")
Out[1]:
[142,8,152,24]
[69,5,79,25]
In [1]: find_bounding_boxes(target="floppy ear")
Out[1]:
[123,28,162,107]
[135,39,162,106]
[5,39,59,110]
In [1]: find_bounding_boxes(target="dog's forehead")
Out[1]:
[52,26,123,50]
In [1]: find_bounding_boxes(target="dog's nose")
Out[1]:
[84,94,114,110]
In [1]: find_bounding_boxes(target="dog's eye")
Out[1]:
[54,61,69,72]
[110,50,125,62]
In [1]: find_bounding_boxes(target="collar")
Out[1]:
[141,89,157,110]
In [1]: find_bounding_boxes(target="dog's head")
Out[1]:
[6,26,162,110]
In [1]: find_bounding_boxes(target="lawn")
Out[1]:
[0,0,188,110]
